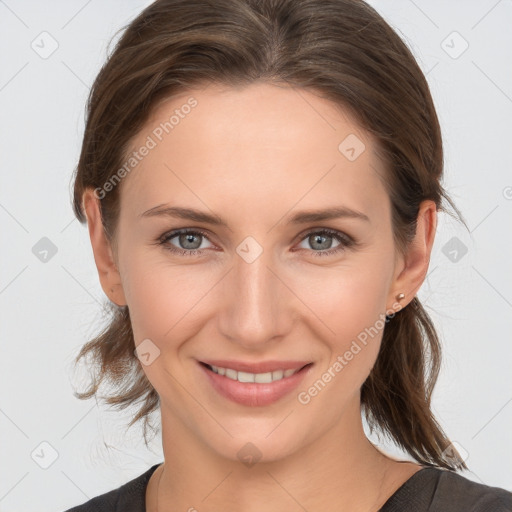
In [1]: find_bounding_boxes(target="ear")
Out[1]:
[387,199,437,310]
[82,188,127,306]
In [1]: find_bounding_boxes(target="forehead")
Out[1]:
[119,82,389,223]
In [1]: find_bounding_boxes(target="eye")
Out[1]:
[158,229,214,257]
[295,228,355,257]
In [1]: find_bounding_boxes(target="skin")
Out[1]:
[83,82,437,511]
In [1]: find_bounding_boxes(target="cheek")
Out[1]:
[124,264,205,342]
[296,259,391,335]
[121,260,211,395]
[120,246,222,360]
[293,258,392,385]
[284,256,393,422]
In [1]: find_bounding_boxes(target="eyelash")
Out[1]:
[156,228,356,258]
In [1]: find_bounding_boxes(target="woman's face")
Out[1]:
[87,82,427,463]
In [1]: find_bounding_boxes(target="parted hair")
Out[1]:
[71,0,467,470]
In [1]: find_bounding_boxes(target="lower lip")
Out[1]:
[198,362,313,407]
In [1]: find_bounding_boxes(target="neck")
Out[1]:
[149,398,420,512]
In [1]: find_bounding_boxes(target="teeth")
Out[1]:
[272,370,284,381]
[209,365,301,382]
[256,372,273,383]
[225,368,237,380]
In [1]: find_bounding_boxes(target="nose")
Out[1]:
[216,242,294,350]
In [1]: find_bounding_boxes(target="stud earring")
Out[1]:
[396,293,405,301]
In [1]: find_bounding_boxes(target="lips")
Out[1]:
[197,359,314,406]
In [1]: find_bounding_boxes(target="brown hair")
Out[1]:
[71,0,468,469]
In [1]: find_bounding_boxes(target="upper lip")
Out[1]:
[199,359,312,374]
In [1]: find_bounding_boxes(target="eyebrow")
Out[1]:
[139,204,370,226]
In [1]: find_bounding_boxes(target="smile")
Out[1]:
[208,364,302,383]
[198,360,314,406]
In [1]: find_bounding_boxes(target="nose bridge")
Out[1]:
[217,238,288,345]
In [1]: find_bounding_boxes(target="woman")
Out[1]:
[65,0,512,510]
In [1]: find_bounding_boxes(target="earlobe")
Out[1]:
[82,188,127,306]
[388,200,437,310]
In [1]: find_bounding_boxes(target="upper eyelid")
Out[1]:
[160,228,213,244]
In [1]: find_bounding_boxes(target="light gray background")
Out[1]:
[0,1,511,510]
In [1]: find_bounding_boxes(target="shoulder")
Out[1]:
[431,468,512,511]
[62,463,161,512]
[381,466,512,512]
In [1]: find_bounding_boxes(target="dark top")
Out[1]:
[63,463,512,511]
